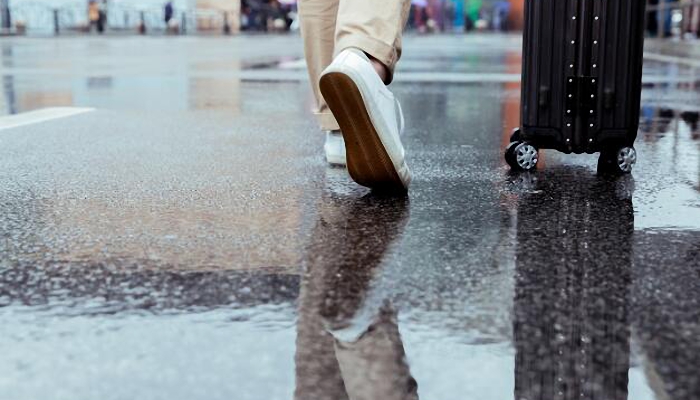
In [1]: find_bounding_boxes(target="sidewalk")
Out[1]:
[0,34,698,400]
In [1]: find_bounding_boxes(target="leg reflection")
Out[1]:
[512,169,634,400]
[295,191,417,400]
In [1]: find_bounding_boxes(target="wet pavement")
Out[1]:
[1,35,699,400]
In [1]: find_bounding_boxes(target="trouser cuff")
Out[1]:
[335,34,398,84]
[315,111,340,131]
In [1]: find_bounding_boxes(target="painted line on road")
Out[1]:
[0,107,95,131]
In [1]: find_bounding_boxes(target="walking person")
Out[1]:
[298,0,412,192]
[97,0,107,33]
[647,0,659,36]
[164,1,174,25]
[88,1,100,32]
[684,0,699,38]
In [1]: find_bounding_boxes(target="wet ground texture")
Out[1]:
[0,35,699,400]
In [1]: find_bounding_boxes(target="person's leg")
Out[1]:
[295,214,350,400]
[298,0,340,132]
[298,0,348,166]
[334,307,419,400]
[318,0,412,191]
[334,0,411,84]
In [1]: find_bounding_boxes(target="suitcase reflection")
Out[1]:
[512,169,634,400]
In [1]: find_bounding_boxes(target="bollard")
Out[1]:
[138,10,146,34]
[53,9,59,35]
[223,11,230,35]
[181,12,186,34]
[1,1,11,30]
[658,0,665,39]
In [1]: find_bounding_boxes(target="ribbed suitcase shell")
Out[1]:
[520,0,646,154]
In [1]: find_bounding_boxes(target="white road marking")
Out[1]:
[0,107,95,131]
[277,59,308,70]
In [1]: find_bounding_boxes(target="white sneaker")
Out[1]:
[319,48,411,192]
[324,130,347,166]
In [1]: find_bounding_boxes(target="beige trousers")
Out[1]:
[298,0,411,131]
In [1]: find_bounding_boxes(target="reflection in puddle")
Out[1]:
[512,168,635,400]
[0,74,248,115]
[640,106,700,140]
[296,192,416,400]
[292,169,658,400]
[2,75,17,115]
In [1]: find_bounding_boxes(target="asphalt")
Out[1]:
[0,34,699,400]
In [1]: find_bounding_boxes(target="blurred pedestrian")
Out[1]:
[412,0,428,33]
[88,1,100,32]
[493,1,510,32]
[452,0,465,31]
[97,0,107,33]
[268,0,286,32]
[164,1,174,25]
[443,0,455,33]
[426,0,441,32]
[647,0,659,36]
[683,1,699,38]
[466,0,482,31]
[299,0,412,191]
[659,0,678,37]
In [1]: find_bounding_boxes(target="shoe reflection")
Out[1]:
[512,168,634,400]
[295,191,417,400]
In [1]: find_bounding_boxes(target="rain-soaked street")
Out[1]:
[0,34,699,400]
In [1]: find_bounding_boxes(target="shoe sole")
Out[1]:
[320,72,406,192]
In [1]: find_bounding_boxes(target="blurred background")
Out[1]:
[0,0,696,38]
[1,0,524,36]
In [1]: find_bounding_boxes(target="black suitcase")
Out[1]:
[505,0,646,174]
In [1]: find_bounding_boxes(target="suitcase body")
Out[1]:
[506,0,646,174]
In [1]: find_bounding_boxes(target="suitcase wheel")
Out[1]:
[505,141,539,171]
[597,147,637,175]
